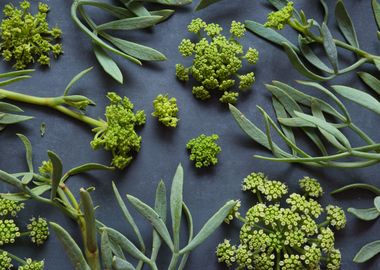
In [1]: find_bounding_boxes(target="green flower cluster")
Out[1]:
[0,251,12,270]
[186,134,221,168]
[0,219,20,245]
[91,92,146,169]
[0,0,63,69]
[265,1,294,30]
[176,18,259,104]
[216,173,345,270]
[18,259,44,270]
[152,94,179,128]
[27,217,49,245]
[0,199,24,217]
[38,160,52,176]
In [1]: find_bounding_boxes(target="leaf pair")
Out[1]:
[332,183,380,263]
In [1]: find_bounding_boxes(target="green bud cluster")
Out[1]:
[27,217,49,245]
[265,1,294,30]
[0,251,12,270]
[38,160,52,176]
[0,0,63,69]
[91,92,146,169]
[0,199,24,217]
[176,18,259,104]
[152,94,179,128]
[0,219,20,245]
[186,134,221,168]
[216,173,345,270]
[18,259,44,270]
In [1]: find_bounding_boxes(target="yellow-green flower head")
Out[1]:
[187,18,206,34]
[239,72,255,90]
[286,193,323,218]
[192,86,211,100]
[0,219,20,245]
[318,227,335,252]
[27,217,49,245]
[299,176,323,198]
[175,64,189,81]
[224,200,241,224]
[18,259,44,270]
[253,252,275,269]
[0,0,63,69]
[245,48,259,64]
[283,230,307,248]
[38,160,53,176]
[204,23,222,37]
[216,239,237,267]
[301,244,322,268]
[0,251,12,270]
[152,94,179,128]
[178,39,195,57]
[279,254,303,269]
[326,205,346,230]
[326,248,341,270]
[242,172,267,193]
[186,134,221,168]
[230,21,246,38]
[235,245,255,269]
[258,179,288,201]
[219,91,239,104]
[90,92,146,169]
[265,1,294,30]
[0,199,24,217]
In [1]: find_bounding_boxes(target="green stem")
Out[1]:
[0,88,103,127]
[0,249,26,264]
[168,253,180,270]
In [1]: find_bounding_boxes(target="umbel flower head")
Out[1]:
[91,92,146,169]
[265,1,295,30]
[27,217,49,245]
[18,259,44,270]
[186,134,221,168]
[0,0,63,69]
[0,219,20,245]
[216,173,345,270]
[0,199,24,217]
[0,251,12,270]
[151,94,179,128]
[176,18,259,104]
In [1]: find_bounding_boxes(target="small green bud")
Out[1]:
[27,217,49,245]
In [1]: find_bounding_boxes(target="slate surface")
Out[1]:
[0,0,379,269]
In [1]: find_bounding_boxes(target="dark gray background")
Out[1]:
[0,0,379,269]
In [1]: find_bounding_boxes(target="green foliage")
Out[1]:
[91,92,146,169]
[217,173,345,270]
[229,80,380,168]
[186,134,221,168]
[152,94,179,127]
[176,18,258,104]
[0,1,63,69]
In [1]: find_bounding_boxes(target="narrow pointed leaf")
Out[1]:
[0,102,23,113]
[320,23,339,72]
[374,197,380,212]
[80,189,98,253]
[332,183,380,195]
[66,163,114,177]
[112,182,145,251]
[245,21,299,53]
[335,0,359,48]
[50,222,91,270]
[0,69,34,78]
[143,0,192,6]
[93,44,123,84]
[178,202,194,269]
[127,195,174,251]
[372,0,380,30]
[0,114,33,124]
[320,0,329,23]
[17,134,34,182]
[0,76,31,87]
[1,185,51,201]
[179,200,236,254]
[332,85,380,115]
[112,257,135,270]
[298,36,333,73]
[119,0,150,16]
[64,67,93,96]
[195,0,223,11]
[354,240,380,263]
[101,231,113,269]
[358,72,380,95]
[80,1,133,18]
[150,9,174,22]
[171,164,183,251]
[48,151,63,200]
[151,180,166,261]
[348,207,380,221]
[97,16,162,31]
[0,170,23,189]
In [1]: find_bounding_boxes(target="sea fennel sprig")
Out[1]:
[0,68,145,169]
[245,0,380,81]
[70,0,192,83]
[332,183,380,264]
[229,80,380,169]
[217,172,345,270]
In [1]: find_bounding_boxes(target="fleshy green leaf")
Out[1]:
[105,36,166,61]
[97,16,162,31]
[354,240,380,263]
[112,257,135,270]
[144,0,192,6]
[64,67,93,96]
[195,0,223,11]
[348,207,380,221]
[320,0,329,23]
[0,102,23,113]
[332,183,380,195]
[320,23,339,72]
[50,222,91,270]
[150,9,174,22]
[357,72,380,96]
[178,202,194,269]
[80,1,133,19]
[298,36,333,73]
[66,163,114,178]
[0,170,24,190]
[0,185,51,201]
[48,151,63,200]
[93,43,123,84]
[372,0,380,30]
[0,114,33,124]
[0,69,34,78]
[0,76,32,87]
[151,180,167,261]
[17,134,34,184]
[101,231,113,269]
[374,197,380,212]
[80,189,98,253]
[245,21,299,53]
[179,200,236,254]
[127,195,174,251]
[335,0,359,48]
[267,0,287,10]
[171,164,183,252]
[332,85,380,115]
